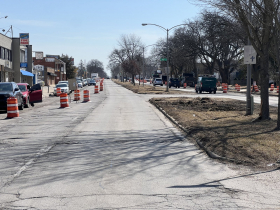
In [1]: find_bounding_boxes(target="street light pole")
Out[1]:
[166,29,169,92]
[142,46,145,86]
[142,23,188,92]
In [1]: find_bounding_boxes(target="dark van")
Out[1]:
[195,76,217,94]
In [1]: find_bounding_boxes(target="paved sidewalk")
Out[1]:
[41,85,55,97]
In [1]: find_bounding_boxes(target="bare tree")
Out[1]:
[193,0,280,120]
[108,34,143,85]
[87,59,107,78]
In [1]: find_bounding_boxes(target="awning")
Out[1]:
[47,72,57,76]
[20,70,34,77]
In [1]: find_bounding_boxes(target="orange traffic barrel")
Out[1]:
[74,90,80,101]
[83,90,90,102]
[95,85,99,94]
[277,86,279,93]
[270,84,274,91]
[235,84,238,90]
[184,83,187,88]
[100,83,103,91]
[223,83,228,93]
[236,85,240,91]
[7,97,19,118]
[60,93,69,108]
[57,87,61,96]
[254,85,259,92]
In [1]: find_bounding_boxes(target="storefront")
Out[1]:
[20,69,34,83]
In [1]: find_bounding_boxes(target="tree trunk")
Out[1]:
[132,74,135,86]
[278,76,280,128]
[219,68,229,84]
[259,50,270,120]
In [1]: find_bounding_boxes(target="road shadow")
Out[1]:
[12,128,217,189]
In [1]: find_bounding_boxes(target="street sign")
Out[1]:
[20,63,28,68]
[161,58,167,61]
[244,45,256,64]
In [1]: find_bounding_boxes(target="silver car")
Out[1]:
[153,78,163,86]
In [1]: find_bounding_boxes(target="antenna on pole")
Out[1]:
[5,25,13,38]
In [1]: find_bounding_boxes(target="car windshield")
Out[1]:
[156,79,162,81]
[18,85,27,91]
[90,80,95,82]
[56,84,68,88]
[77,80,82,83]
[58,81,68,84]
[0,83,13,91]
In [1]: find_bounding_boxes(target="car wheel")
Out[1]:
[24,97,29,108]
[18,98,24,110]
[209,91,212,94]
[196,89,198,93]
[199,88,202,93]
[214,90,216,94]
[161,84,163,86]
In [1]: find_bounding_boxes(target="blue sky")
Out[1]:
[1,0,202,75]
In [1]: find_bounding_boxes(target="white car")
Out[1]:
[76,79,83,88]
[58,81,69,86]
[153,78,163,86]
[54,83,70,95]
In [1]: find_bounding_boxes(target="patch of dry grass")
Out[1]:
[113,79,188,94]
[150,97,280,169]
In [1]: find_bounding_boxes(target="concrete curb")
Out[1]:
[150,99,237,163]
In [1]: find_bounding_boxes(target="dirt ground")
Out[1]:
[150,97,280,169]
[113,79,280,169]
[113,80,188,94]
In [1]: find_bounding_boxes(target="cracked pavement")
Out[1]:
[0,80,280,209]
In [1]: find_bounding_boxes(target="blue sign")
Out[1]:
[20,33,29,39]
[20,63,28,68]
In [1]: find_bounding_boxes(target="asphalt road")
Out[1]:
[0,80,279,209]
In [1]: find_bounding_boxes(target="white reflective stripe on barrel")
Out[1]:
[7,110,19,113]
[7,104,18,107]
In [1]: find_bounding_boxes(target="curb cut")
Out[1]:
[150,99,237,163]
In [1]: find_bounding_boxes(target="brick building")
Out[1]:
[33,57,66,85]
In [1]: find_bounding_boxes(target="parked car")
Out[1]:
[88,79,96,86]
[83,79,88,86]
[17,83,42,108]
[153,78,163,86]
[169,78,180,88]
[180,73,196,87]
[195,76,217,94]
[54,83,70,95]
[0,82,24,111]
[76,79,83,88]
